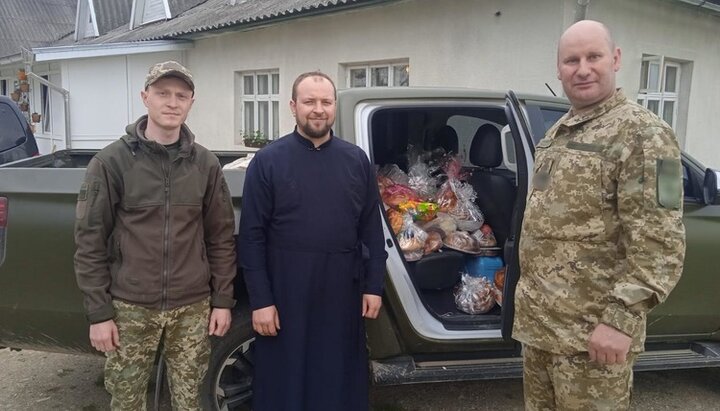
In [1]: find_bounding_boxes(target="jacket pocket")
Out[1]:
[525,148,607,241]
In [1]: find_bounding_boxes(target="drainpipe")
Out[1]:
[25,72,71,151]
[574,0,590,22]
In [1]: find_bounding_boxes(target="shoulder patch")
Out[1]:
[656,158,682,210]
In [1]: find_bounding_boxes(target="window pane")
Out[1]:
[371,67,388,87]
[258,101,269,137]
[393,65,409,87]
[272,74,279,95]
[243,101,254,135]
[258,75,269,95]
[662,101,675,126]
[648,62,660,92]
[243,76,254,95]
[664,66,677,93]
[639,61,649,91]
[272,101,279,139]
[350,68,366,88]
[647,99,659,115]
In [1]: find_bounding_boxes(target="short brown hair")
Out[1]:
[291,71,337,101]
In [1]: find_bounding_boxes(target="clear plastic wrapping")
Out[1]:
[407,157,440,200]
[397,214,428,262]
[378,164,409,186]
[471,224,497,247]
[382,184,421,207]
[454,274,498,314]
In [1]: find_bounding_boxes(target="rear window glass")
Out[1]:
[0,102,26,152]
[525,103,567,145]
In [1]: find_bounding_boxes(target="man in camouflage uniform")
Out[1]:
[74,61,237,410]
[513,20,686,410]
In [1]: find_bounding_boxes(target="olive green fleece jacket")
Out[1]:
[74,116,237,323]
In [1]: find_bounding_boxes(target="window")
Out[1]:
[346,61,409,88]
[130,0,170,29]
[40,75,51,133]
[74,0,98,39]
[637,56,682,128]
[0,80,6,96]
[237,71,280,142]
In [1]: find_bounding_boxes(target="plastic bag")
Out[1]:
[471,224,497,247]
[407,157,440,200]
[454,274,497,314]
[378,164,409,186]
[398,200,439,222]
[382,184,421,207]
[397,214,427,262]
[423,230,443,255]
[421,212,457,237]
[386,208,405,235]
[445,179,484,231]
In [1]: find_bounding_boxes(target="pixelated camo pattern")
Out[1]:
[104,298,210,411]
[522,344,636,410]
[513,90,686,355]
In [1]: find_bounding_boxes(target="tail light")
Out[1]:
[0,197,7,228]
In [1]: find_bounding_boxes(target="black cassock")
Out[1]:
[238,131,388,411]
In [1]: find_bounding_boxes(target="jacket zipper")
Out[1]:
[162,158,171,310]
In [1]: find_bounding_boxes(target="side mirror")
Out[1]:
[702,168,718,205]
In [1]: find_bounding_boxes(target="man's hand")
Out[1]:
[209,308,232,337]
[252,305,280,337]
[362,294,382,319]
[588,323,632,365]
[90,319,120,353]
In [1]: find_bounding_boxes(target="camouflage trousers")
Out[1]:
[522,344,637,411]
[105,298,210,411]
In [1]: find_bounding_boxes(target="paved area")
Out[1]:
[1,348,719,410]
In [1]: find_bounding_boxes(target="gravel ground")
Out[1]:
[1,348,719,410]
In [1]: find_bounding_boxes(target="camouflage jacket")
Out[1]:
[513,90,686,354]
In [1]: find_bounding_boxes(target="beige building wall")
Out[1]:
[186,0,719,169]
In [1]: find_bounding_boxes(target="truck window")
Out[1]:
[0,102,26,152]
[524,103,567,145]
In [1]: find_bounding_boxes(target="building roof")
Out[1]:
[74,0,395,44]
[0,0,77,61]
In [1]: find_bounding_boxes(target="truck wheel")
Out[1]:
[201,316,255,411]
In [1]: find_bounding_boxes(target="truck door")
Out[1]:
[500,91,540,339]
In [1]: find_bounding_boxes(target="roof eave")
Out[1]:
[31,40,194,62]
[673,0,720,14]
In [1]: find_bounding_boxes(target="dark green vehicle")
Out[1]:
[1,88,719,410]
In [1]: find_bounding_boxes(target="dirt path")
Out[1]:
[2,348,719,410]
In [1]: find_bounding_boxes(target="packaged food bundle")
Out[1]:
[397,214,427,262]
[378,164,409,186]
[494,266,506,291]
[398,200,439,222]
[407,157,440,200]
[386,208,405,234]
[441,154,469,182]
[382,184,421,207]
[435,182,458,213]
[423,230,444,255]
[377,175,394,195]
[421,212,457,237]
[446,179,484,232]
[443,231,480,253]
[471,224,497,247]
[454,274,497,314]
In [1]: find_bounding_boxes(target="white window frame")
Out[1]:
[637,55,680,128]
[238,70,281,142]
[40,75,51,134]
[130,0,171,30]
[74,0,99,40]
[345,61,410,88]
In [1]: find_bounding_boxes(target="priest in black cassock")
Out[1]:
[238,71,388,411]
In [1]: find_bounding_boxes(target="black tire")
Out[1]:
[201,313,255,411]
